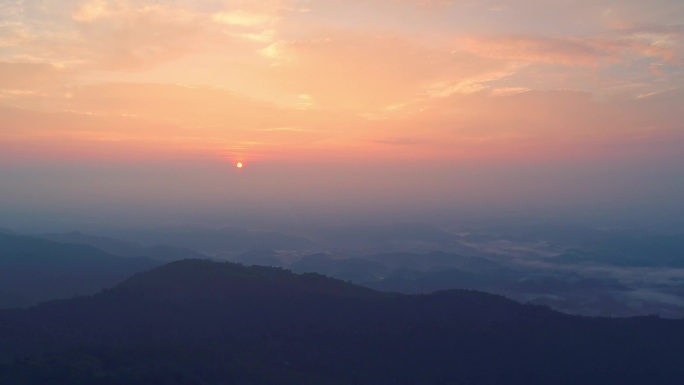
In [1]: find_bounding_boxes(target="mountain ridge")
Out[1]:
[2,259,684,384]
[36,230,208,261]
[0,232,162,307]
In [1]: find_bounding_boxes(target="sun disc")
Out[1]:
[236,162,243,168]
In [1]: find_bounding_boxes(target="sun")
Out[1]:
[236,162,244,169]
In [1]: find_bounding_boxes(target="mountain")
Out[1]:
[290,253,389,282]
[1,259,684,384]
[0,288,28,309]
[468,222,684,267]
[230,248,285,267]
[0,227,15,234]
[364,250,501,271]
[0,232,162,307]
[231,249,684,318]
[552,232,684,267]
[36,231,207,261]
[105,225,317,255]
[368,267,510,294]
[311,222,475,254]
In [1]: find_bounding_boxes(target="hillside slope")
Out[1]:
[1,259,683,385]
[0,233,161,307]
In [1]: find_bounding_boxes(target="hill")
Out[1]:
[1,259,684,384]
[105,225,317,255]
[0,227,15,235]
[36,231,207,261]
[0,232,161,307]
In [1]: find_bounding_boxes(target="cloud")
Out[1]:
[213,10,276,27]
[617,24,684,63]
[211,3,286,43]
[373,137,429,146]
[0,61,69,89]
[456,35,617,66]
[71,3,210,70]
[0,82,349,163]
[1,0,683,167]
[64,83,295,129]
[71,0,109,23]
[456,29,683,68]
[258,32,506,111]
[0,103,248,163]
[2,82,684,167]
[491,87,530,96]
[364,86,684,162]
[3,1,279,71]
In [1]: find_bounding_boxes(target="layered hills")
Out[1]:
[0,232,161,307]
[1,259,684,385]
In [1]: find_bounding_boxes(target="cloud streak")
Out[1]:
[0,0,681,167]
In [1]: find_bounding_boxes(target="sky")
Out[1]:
[1,0,683,228]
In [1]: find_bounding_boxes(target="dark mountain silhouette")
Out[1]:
[0,288,27,308]
[0,232,162,307]
[1,259,684,384]
[36,231,208,261]
[229,248,684,318]
[368,268,657,317]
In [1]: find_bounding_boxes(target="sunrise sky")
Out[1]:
[1,0,683,227]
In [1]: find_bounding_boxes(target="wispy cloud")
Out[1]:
[0,0,682,166]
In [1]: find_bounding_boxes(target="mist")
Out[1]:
[2,155,682,233]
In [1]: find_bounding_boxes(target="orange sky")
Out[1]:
[1,0,682,165]
[1,1,683,225]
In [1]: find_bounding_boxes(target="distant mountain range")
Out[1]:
[463,221,684,268]
[231,247,684,318]
[0,232,162,308]
[102,225,318,255]
[309,222,477,254]
[0,226,315,309]
[1,259,684,385]
[0,227,15,234]
[36,231,208,261]
[3,221,684,319]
